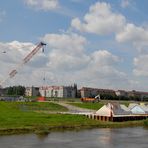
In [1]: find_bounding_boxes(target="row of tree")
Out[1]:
[6,86,25,96]
[100,94,148,101]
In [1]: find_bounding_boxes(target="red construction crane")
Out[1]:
[0,42,46,86]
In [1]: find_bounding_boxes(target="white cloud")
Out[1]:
[43,33,86,54]
[42,33,90,71]
[0,34,127,89]
[116,23,148,51]
[90,50,120,66]
[25,0,59,11]
[42,33,127,88]
[71,2,126,35]
[0,41,34,64]
[0,41,46,86]
[81,50,126,87]
[71,1,148,55]
[133,55,148,76]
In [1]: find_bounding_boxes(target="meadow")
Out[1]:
[0,101,147,135]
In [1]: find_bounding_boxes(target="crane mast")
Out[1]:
[0,42,46,86]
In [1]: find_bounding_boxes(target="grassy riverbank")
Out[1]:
[0,102,147,135]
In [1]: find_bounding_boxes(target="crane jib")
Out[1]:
[0,42,46,86]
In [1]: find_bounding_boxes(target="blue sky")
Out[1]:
[0,0,148,91]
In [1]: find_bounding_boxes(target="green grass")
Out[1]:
[0,102,147,135]
[0,102,102,129]
[68,102,104,110]
[12,102,68,112]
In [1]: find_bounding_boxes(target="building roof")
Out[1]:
[96,103,131,117]
[96,103,112,117]
[140,105,148,113]
[128,103,139,109]
[128,103,147,114]
[111,103,131,115]
[120,104,131,112]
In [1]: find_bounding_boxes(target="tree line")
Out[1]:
[100,94,148,101]
[6,86,25,96]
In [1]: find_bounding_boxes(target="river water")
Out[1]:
[0,127,147,148]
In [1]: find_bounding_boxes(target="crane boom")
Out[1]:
[0,42,46,86]
[23,42,46,64]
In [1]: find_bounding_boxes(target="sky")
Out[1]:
[0,0,148,91]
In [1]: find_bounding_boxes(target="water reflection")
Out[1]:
[0,127,147,148]
[97,128,112,146]
[36,133,49,141]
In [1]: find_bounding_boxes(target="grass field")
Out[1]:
[68,102,104,110]
[0,101,106,134]
[13,102,68,112]
[0,101,147,135]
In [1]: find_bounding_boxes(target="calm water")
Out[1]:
[0,127,147,148]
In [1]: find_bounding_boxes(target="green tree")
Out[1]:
[6,86,25,96]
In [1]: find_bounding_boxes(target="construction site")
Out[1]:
[0,41,148,123]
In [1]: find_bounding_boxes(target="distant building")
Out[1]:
[128,90,148,100]
[0,88,7,96]
[25,86,40,97]
[80,87,115,98]
[115,90,148,100]
[115,90,128,97]
[39,85,77,98]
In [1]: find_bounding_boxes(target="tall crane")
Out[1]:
[0,42,46,87]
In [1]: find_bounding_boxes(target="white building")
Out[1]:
[39,85,77,98]
[115,90,128,97]
[25,86,39,97]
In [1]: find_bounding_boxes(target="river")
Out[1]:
[0,127,147,148]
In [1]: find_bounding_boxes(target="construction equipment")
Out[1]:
[81,94,101,103]
[81,97,96,103]
[0,42,46,86]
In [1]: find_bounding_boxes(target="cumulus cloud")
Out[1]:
[0,34,127,88]
[0,41,34,64]
[71,1,148,53]
[41,33,127,88]
[116,23,148,48]
[0,41,46,86]
[42,33,90,71]
[133,55,148,76]
[25,0,59,11]
[71,2,126,35]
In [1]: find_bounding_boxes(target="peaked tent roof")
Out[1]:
[96,103,131,117]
